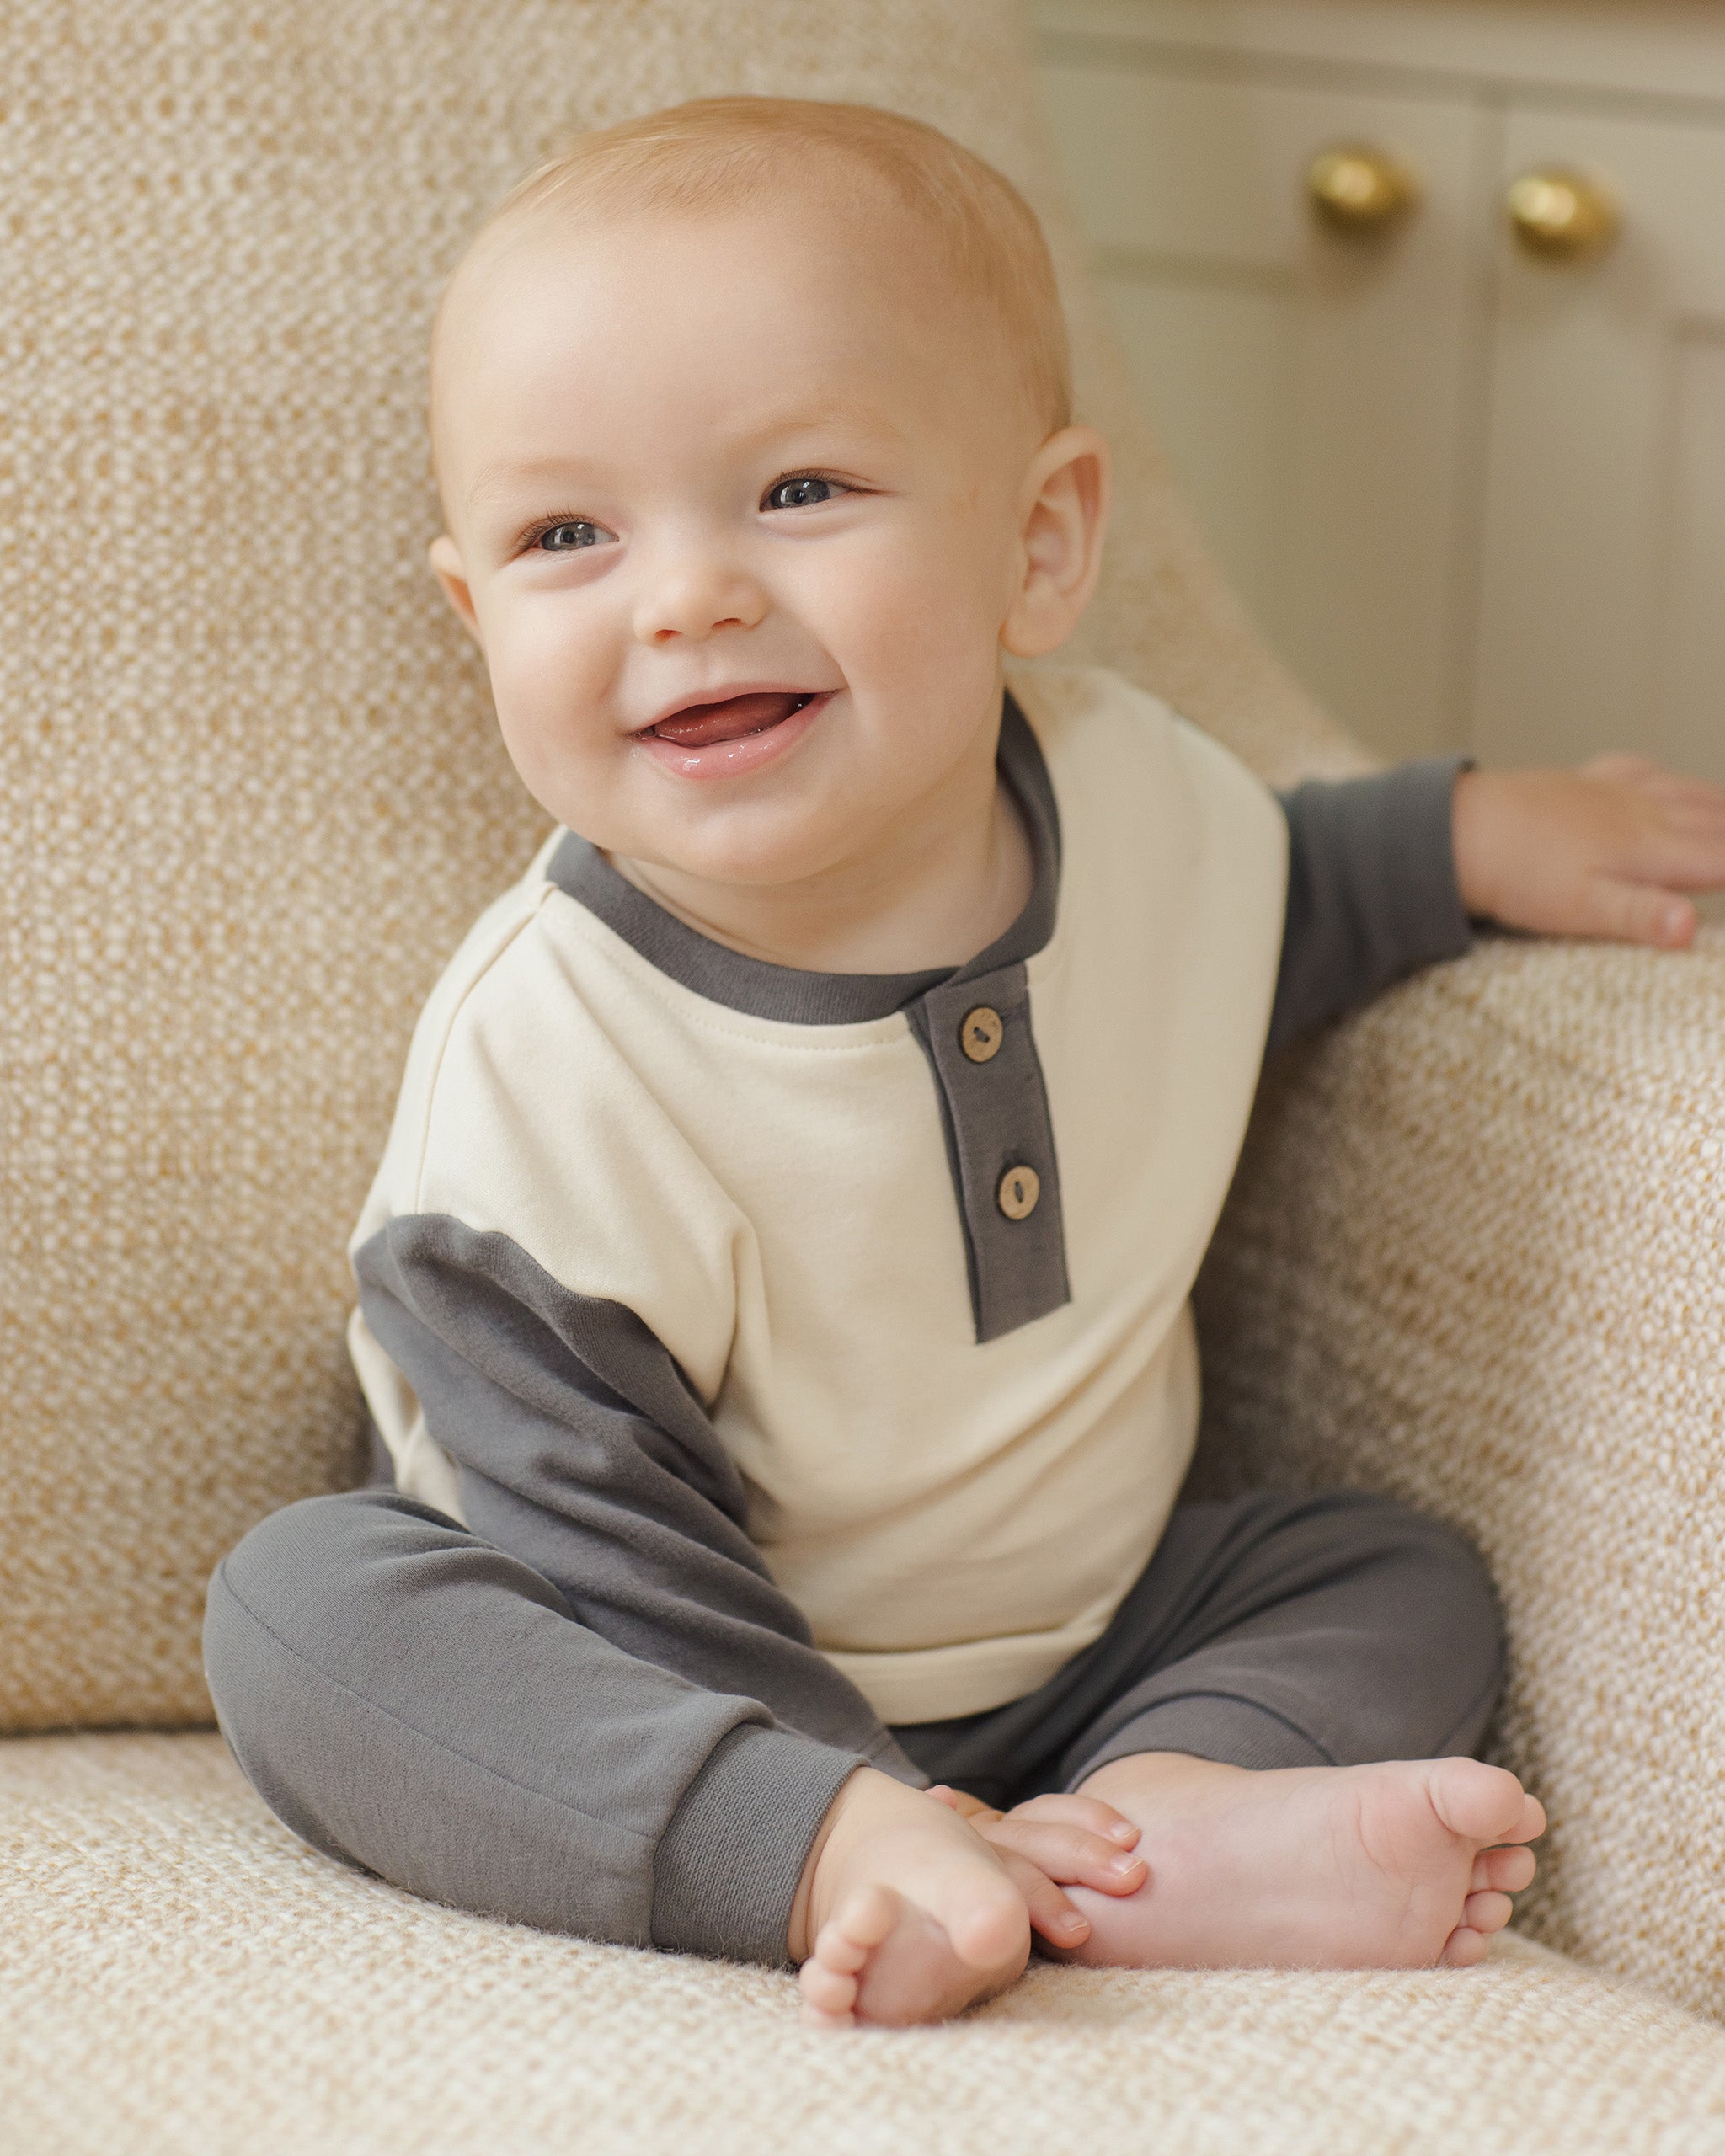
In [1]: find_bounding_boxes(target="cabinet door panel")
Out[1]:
[1661,337,1725,784]
[1473,109,1725,780]
[1041,58,1488,761]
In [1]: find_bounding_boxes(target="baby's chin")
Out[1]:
[587,772,904,895]
[506,766,849,892]
[606,809,880,901]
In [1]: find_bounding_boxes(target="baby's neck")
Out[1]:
[611,768,1033,979]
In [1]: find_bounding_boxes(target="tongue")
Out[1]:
[650,692,807,746]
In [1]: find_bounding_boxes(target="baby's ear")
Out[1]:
[1001,425,1111,660]
[429,534,483,648]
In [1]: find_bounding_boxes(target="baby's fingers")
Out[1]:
[923,1785,1002,1824]
[1579,875,1696,947]
[992,1848,1092,1952]
[1620,810,1725,889]
[1659,786,1725,831]
[1582,753,1725,816]
[981,1816,1148,1897]
[1005,1791,1141,1847]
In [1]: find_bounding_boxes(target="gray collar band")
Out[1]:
[544,694,1061,1027]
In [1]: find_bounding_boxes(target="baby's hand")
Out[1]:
[1454,755,1725,948]
[925,1784,1146,1949]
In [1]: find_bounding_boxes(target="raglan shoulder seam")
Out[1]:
[405,877,565,1219]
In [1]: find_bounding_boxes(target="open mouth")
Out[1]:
[644,691,819,748]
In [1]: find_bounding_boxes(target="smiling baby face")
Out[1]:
[427,101,1106,899]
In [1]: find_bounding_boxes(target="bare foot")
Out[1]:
[791,1768,1031,2028]
[1051,1752,1544,1971]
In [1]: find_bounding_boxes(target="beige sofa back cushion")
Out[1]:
[2,0,1346,1727]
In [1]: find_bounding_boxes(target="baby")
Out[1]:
[204,95,1725,2030]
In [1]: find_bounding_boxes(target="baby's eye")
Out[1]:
[533,520,610,552]
[764,475,846,511]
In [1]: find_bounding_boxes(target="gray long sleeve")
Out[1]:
[1268,755,1475,1056]
[206,1488,871,1961]
[204,1214,924,1967]
[354,1215,911,1766]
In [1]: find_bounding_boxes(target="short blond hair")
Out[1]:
[446,95,1071,436]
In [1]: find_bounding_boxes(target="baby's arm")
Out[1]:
[339,1221,1126,2008]
[1265,745,1725,1059]
[1269,755,1476,1052]
[1452,754,1725,946]
[346,1219,905,1954]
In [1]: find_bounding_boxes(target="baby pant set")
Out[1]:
[206,669,1502,1962]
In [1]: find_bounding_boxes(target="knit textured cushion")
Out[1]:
[1193,928,1725,2021]
[1,0,1348,1732]
[5,1732,1725,2155]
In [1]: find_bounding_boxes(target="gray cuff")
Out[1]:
[650,1723,865,1966]
[1268,752,1476,1054]
[1367,752,1477,961]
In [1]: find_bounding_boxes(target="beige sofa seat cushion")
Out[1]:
[2,0,1348,1735]
[4,1733,1724,2156]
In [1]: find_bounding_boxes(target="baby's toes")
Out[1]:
[1461,1889,1514,1935]
[1429,1758,1533,1847]
[824,1885,900,1962]
[798,1956,861,2024]
[1471,1844,1536,1895]
[1438,1924,1492,1970]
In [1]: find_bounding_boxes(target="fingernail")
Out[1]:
[1057,1913,1089,1937]
[1108,1822,1140,1844]
[1108,1853,1146,1878]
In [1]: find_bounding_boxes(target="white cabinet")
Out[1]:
[1038,0,1725,782]
[1477,106,1725,776]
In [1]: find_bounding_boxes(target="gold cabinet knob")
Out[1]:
[1505,168,1620,260]
[1306,144,1419,233]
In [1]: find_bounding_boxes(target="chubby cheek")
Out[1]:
[478,591,620,819]
[809,519,1007,718]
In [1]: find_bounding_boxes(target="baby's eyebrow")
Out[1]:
[464,405,908,512]
[737,401,907,450]
[465,458,589,512]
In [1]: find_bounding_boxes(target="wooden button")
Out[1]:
[960,1006,1004,1063]
[997,1165,1040,1220]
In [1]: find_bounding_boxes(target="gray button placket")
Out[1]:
[916,965,1071,1345]
[548,692,1068,1346]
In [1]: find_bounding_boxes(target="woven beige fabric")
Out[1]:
[0,0,1347,1735]
[1194,927,1725,2021]
[3,1732,1723,2156]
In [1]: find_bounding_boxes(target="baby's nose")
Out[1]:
[633,553,769,643]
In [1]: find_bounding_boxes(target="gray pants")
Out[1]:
[204,1487,1503,1967]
